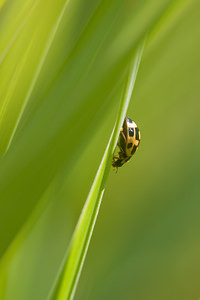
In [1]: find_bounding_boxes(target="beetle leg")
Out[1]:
[117,142,124,154]
[112,155,119,172]
[112,160,118,173]
[112,155,119,165]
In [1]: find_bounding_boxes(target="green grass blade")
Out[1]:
[50,40,146,300]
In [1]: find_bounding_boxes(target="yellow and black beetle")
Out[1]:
[112,117,141,171]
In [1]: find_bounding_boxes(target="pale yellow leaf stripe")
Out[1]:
[5,0,70,153]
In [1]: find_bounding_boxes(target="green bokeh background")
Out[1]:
[0,0,200,299]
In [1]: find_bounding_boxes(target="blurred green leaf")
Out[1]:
[0,0,200,299]
[0,0,174,260]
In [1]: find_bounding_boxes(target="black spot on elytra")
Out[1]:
[127,142,132,149]
[135,127,140,140]
[129,127,134,137]
[131,145,137,155]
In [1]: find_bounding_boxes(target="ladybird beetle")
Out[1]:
[112,116,141,171]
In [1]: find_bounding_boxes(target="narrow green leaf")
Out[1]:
[50,39,146,300]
